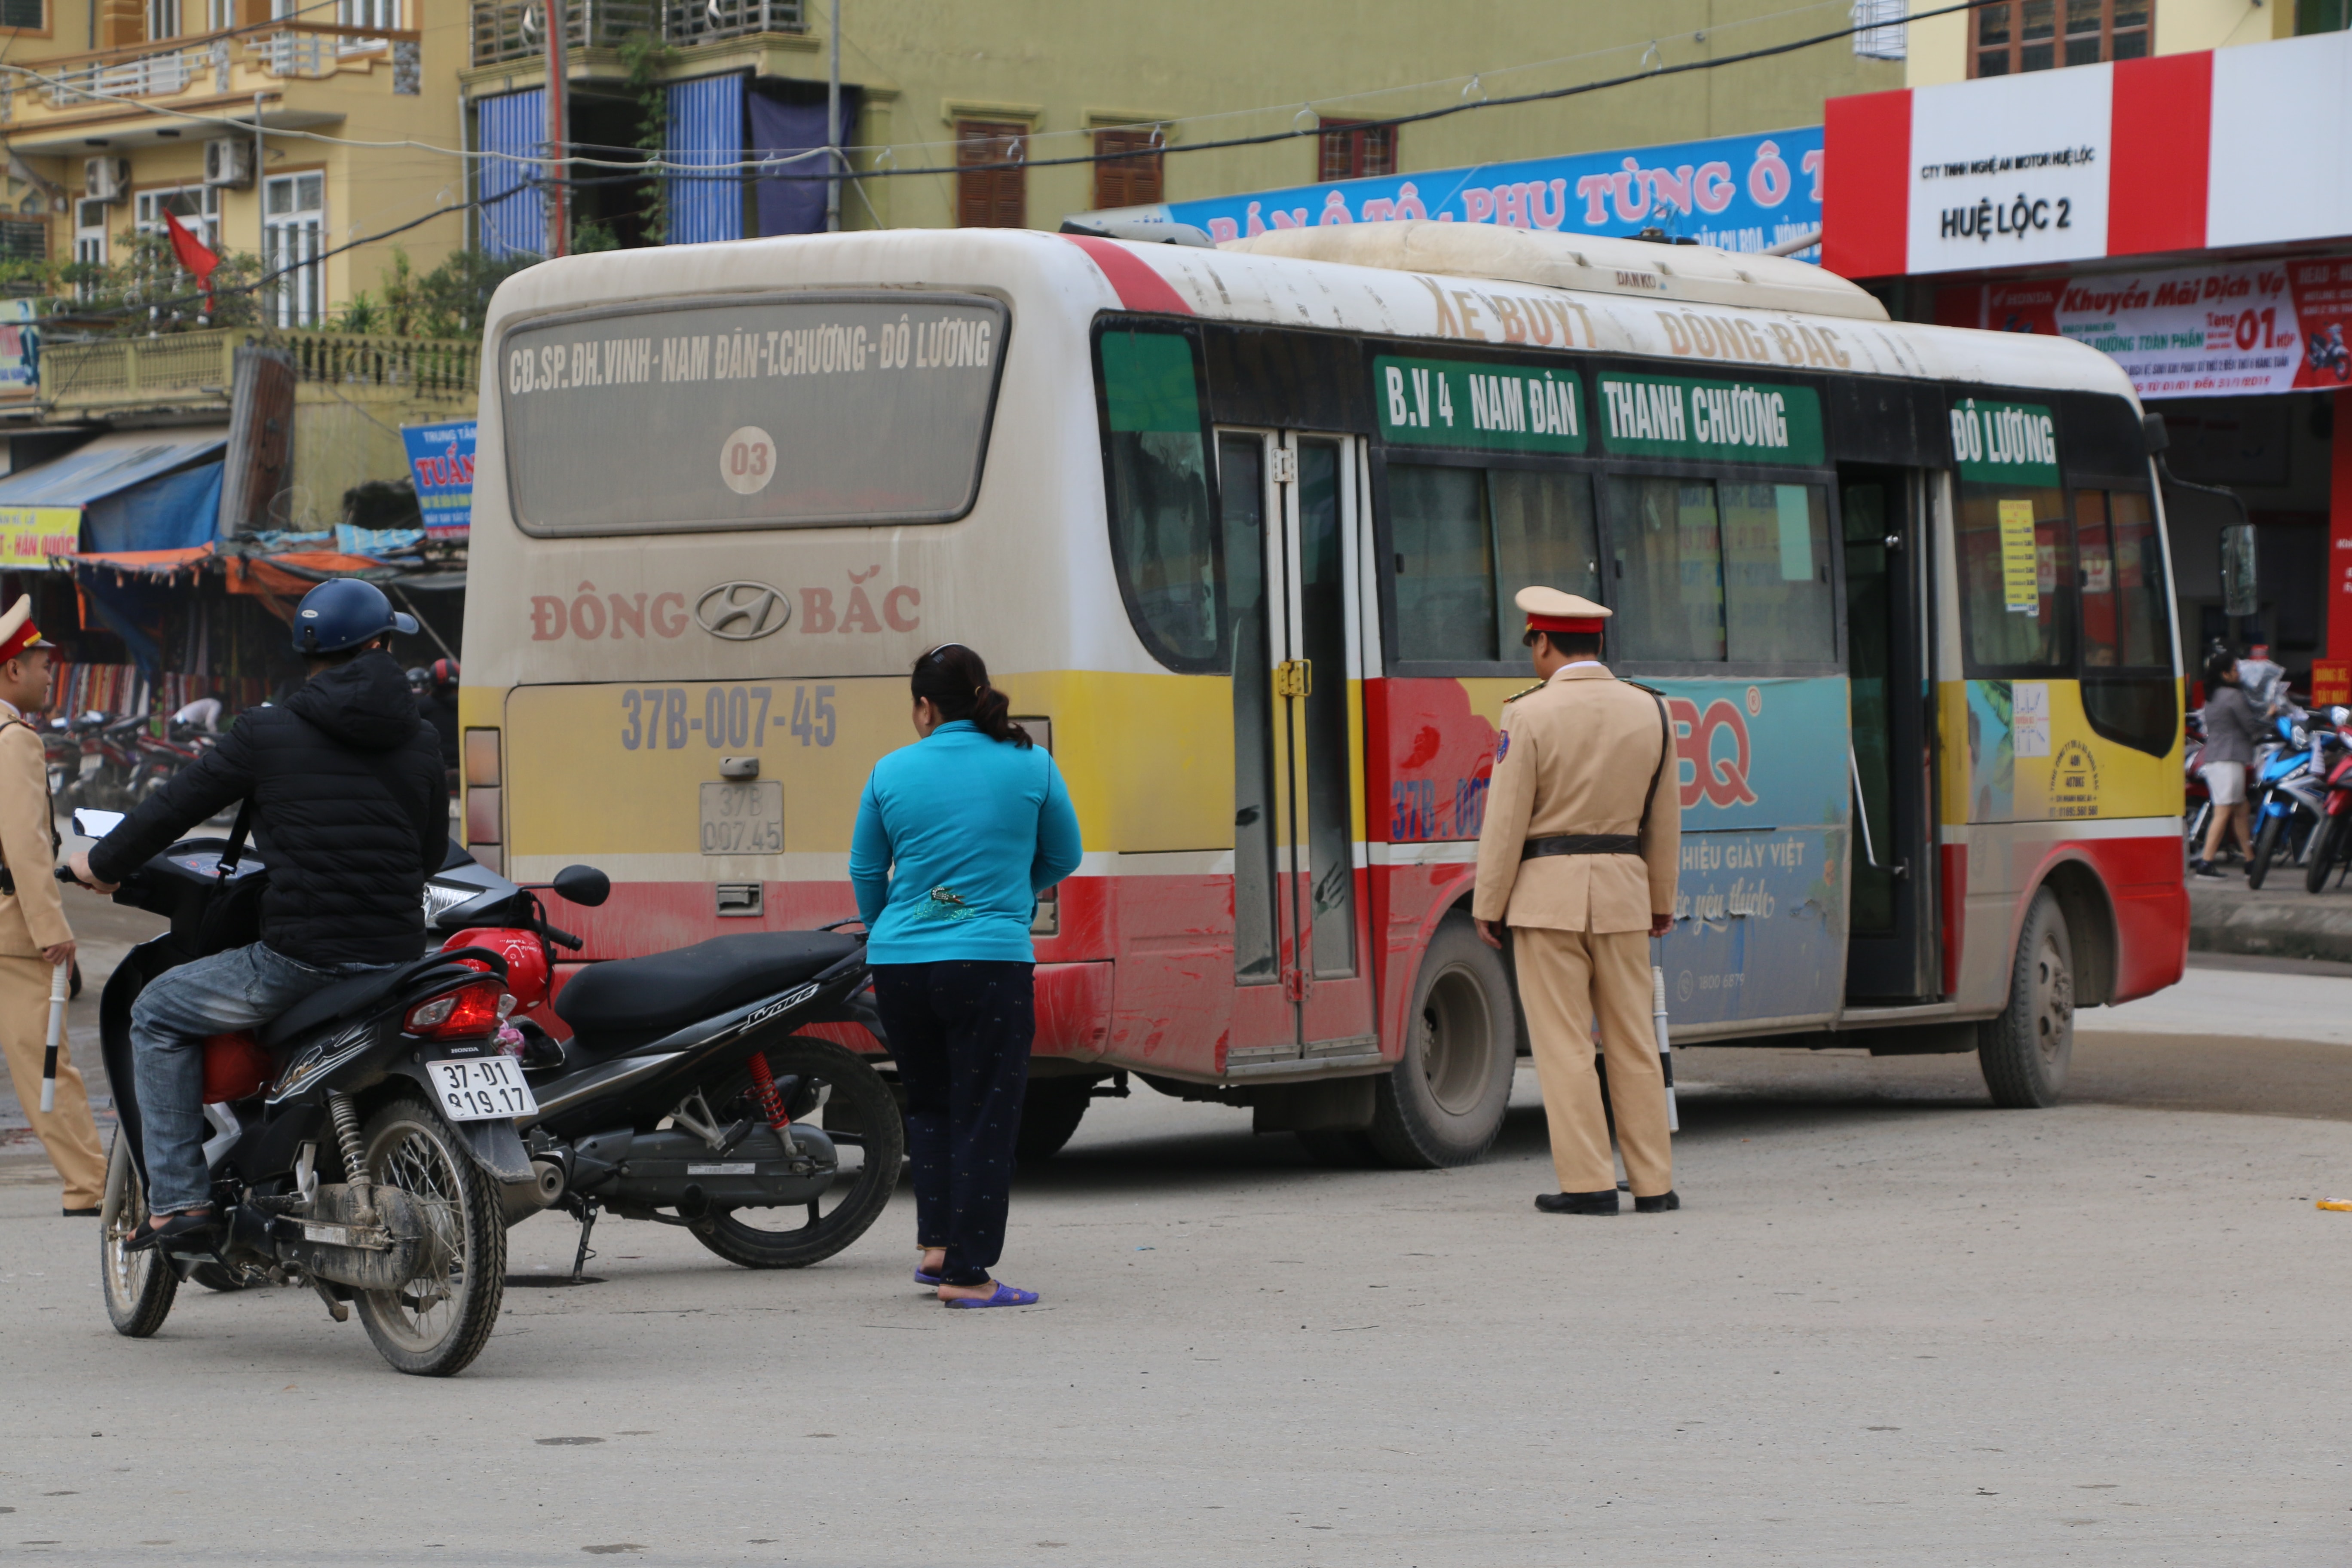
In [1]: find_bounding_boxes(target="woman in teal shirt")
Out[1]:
[850,643,1082,1308]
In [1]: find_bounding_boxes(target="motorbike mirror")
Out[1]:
[70,808,124,838]
[549,864,611,908]
[2333,707,2350,728]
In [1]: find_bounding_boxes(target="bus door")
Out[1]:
[1840,465,1941,1000]
[1217,430,1379,1064]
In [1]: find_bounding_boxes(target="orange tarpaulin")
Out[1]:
[57,542,215,579]
[225,551,388,600]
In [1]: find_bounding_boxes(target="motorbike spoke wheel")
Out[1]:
[99,1130,178,1338]
[688,1036,904,1271]
[2248,812,2288,890]
[2307,814,2345,894]
[353,1097,505,1377]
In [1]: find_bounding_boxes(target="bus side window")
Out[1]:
[1607,475,1726,663]
[1721,481,1834,665]
[1388,463,1495,662]
[1487,469,1600,661]
[1098,328,1222,672]
[2079,485,2177,756]
[1955,481,2076,671]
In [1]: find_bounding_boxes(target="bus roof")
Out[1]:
[482,225,2139,407]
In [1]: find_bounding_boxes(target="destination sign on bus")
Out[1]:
[1593,373,1825,466]
[1373,355,1586,454]
[497,294,1006,536]
[1949,397,2061,487]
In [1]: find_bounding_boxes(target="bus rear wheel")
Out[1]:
[1978,888,2073,1109]
[1366,915,1517,1168]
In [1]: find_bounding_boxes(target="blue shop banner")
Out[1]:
[1118,126,1823,260]
[400,419,476,539]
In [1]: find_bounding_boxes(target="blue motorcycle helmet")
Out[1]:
[291,577,418,656]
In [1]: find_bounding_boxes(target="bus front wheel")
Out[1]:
[1978,888,2074,1109]
[1366,915,1517,1168]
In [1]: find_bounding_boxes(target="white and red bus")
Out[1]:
[458,221,2186,1165]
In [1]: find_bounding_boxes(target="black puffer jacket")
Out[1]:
[90,652,448,968]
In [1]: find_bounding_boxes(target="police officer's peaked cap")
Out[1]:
[0,597,58,663]
[1516,587,1610,634]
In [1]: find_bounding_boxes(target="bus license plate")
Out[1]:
[700,781,784,855]
[428,1057,539,1122]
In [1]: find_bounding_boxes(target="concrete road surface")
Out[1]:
[0,952,2346,1565]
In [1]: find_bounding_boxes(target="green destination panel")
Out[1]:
[1374,355,1586,453]
[1949,398,2060,487]
[1594,372,1825,466]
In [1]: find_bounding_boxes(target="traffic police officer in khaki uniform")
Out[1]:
[1473,588,1681,1215]
[0,597,105,1215]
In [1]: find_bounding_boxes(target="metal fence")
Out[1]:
[40,330,479,411]
[469,0,798,66]
[33,24,416,110]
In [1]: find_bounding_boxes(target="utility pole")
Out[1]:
[824,0,840,232]
[545,0,569,256]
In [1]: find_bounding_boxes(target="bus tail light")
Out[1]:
[463,727,502,873]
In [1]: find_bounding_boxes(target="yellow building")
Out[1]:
[1903,0,2322,85]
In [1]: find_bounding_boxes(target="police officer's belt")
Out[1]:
[1521,833,1640,860]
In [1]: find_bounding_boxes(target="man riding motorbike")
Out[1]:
[67,579,445,1253]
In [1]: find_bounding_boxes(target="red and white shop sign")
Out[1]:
[1934,258,2352,399]
[1825,30,2352,280]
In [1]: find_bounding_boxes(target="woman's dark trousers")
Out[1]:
[871,961,1035,1287]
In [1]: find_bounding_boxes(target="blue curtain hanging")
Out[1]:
[477,88,548,260]
[666,73,748,245]
[748,86,861,237]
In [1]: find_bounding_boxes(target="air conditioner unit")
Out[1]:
[203,138,253,189]
[82,157,130,204]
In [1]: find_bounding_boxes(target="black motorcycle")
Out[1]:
[71,811,549,1376]
[420,854,903,1279]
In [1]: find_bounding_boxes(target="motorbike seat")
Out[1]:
[258,965,415,1049]
[554,932,862,1056]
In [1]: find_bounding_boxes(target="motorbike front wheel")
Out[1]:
[2248,811,2290,889]
[2308,813,2348,894]
[689,1036,904,1271]
[354,1096,506,1377]
[99,1130,178,1338]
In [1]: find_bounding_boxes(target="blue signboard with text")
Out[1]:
[1100,126,1824,260]
[400,419,476,539]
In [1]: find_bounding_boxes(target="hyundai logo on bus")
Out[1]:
[695,581,792,641]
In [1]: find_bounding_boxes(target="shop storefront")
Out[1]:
[1823,28,2352,695]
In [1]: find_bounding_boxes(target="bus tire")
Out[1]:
[1366,915,1517,1169]
[1014,1079,1092,1164]
[2248,812,2288,889]
[1978,888,2074,1109]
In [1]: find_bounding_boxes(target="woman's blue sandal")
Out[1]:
[943,1281,1037,1309]
[914,1264,945,1287]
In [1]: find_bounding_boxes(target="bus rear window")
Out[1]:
[498,294,1004,536]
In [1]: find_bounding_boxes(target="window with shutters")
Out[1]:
[0,218,45,262]
[1317,120,1396,183]
[1092,128,1163,211]
[956,120,1027,229]
[0,0,43,29]
[1971,0,2149,76]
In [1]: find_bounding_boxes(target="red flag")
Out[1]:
[162,209,220,311]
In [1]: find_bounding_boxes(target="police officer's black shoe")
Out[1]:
[1633,1190,1680,1213]
[1535,1189,1620,1216]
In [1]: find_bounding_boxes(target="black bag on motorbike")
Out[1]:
[194,799,268,956]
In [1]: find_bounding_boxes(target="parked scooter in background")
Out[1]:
[417,851,903,1279]
[2183,708,2211,862]
[2305,714,2352,891]
[2247,707,2344,889]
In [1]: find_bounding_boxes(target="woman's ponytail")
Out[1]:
[911,643,1032,748]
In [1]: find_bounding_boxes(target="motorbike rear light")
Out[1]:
[405,980,505,1040]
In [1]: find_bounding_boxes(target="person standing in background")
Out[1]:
[1473,588,1681,1217]
[850,643,1082,1308]
[2194,649,2267,878]
[0,599,105,1216]
[416,658,461,791]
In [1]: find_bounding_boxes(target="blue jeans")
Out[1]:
[130,943,390,1214]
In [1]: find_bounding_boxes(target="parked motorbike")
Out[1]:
[2183,708,2211,860]
[2247,709,2343,889]
[418,852,903,1277]
[2305,712,2352,892]
[73,809,550,1376]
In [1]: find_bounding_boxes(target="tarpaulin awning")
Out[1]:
[53,543,215,581]
[227,550,392,598]
[0,429,227,508]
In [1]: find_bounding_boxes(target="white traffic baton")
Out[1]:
[38,957,67,1113]
[1650,964,1678,1134]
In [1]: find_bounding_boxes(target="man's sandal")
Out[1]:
[125,1211,217,1253]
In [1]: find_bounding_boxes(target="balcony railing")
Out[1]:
[40,329,479,414]
[17,23,421,115]
[469,0,800,67]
